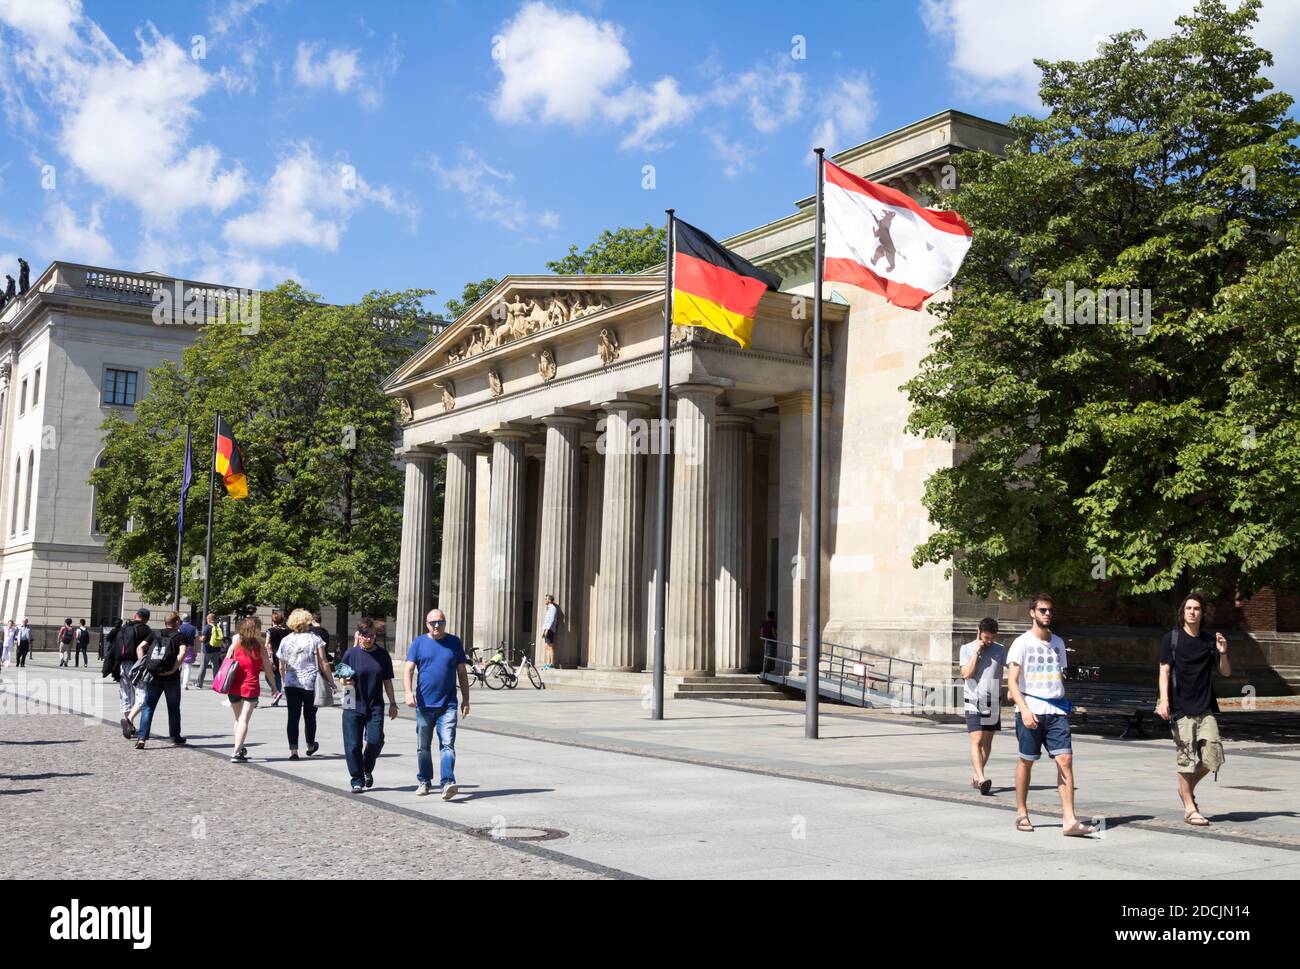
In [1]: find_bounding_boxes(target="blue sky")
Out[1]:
[1,0,1296,317]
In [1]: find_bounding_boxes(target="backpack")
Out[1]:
[144,629,181,674]
[60,626,74,644]
[76,627,89,647]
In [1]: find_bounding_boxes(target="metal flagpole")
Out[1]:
[172,426,190,614]
[200,413,219,625]
[652,209,675,721]
[806,149,825,740]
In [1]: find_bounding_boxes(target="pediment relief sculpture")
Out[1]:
[803,325,832,359]
[597,328,619,366]
[441,290,620,366]
[487,369,503,397]
[397,397,413,423]
[433,380,455,412]
[537,348,558,382]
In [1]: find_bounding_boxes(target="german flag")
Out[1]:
[672,219,782,348]
[214,415,248,500]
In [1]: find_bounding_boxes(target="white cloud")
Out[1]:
[44,200,114,265]
[921,0,1300,106]
[421,148,557,233]
[605,77,697,150]
[292,38,394,109]
[810,73,877,154]
[223,143,401,251]
[711,55,805,134]
[208,0,270,40]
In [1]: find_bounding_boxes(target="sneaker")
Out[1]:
[170,737,187,746]
[305,742,319,757]
[441,783,458,801]
[364,774,374,789]
[271,691,282,706]
[289,752,299,761]
[135,739,146,750]
[238,746,248,758]
[416,782,431,796]
[120,717,132,739]
[231,753,247,763]
[351,784,364,794]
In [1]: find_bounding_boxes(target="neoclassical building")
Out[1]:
[388,108,1299,689]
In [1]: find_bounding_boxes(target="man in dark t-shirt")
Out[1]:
[1157,592,1231,826]
[338,619,396,794]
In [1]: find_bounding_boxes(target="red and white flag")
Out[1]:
[822,159,972,311]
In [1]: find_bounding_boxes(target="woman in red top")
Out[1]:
[227,616,276,763]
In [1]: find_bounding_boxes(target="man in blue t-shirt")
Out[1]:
[404,607,470,801]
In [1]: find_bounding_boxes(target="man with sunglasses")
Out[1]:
[1006,593,1096,837]
[404,608,471,800]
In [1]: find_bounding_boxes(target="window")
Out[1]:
[9,456,19,537]
[18,379,26,415]
[22,448,33,532]
[31,368,39,406]
[0,580,8,619]
[91,582,123,628]
[103,368,138,407]
[12,578,21,619]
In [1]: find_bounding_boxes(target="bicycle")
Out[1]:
[484,642,544,690]
[463,647,487,689]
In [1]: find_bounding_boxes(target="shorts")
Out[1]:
[1174,713,1225,776]
[965,711,1001,732]
[230,695,259,707]
[1015,711,1072,761]
[542,629,555,645]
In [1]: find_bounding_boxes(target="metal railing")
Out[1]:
[760,638,923,710]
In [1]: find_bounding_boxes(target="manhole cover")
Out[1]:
[468,825,568,842]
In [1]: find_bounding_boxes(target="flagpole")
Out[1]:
[806,148,825,740]
[652,208,675,722]
[172,426,190,614]
[200,412,219,627]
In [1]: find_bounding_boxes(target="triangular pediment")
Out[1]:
[385,274,662,390]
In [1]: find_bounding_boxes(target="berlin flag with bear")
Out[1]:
[822,158,972,310]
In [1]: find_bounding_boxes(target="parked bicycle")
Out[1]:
[463,646,487,689]
[484,642,544,690]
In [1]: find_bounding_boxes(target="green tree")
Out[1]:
[546,223,666,274]
[903,0,1300,615]
[444,276,498,319]
[91,282,434,644]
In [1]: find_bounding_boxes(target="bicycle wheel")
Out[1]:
[506,668,519,689]
[463,669,476,690]
[528,664,543,690]
[484,663,507,690]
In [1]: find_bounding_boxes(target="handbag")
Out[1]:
[212,655,239,695]
[314,669,335,707]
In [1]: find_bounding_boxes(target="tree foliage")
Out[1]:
[444,276,498,319]
[903,0,1300,613]
[546,223,666,274]
[91,282,433,635]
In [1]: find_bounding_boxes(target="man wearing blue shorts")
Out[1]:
[1006,593,1096,837]
[403,608,471,801]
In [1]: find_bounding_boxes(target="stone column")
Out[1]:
[581,449,604,668]
[593,399,649,671]
[641,442,671,671]
[535,414,585,668]
[394,448,437,652]
[667,384,723,674]
[483,427,530,658]
[714,413,752,673]
[439,441,479,651]
[776,393,831,668]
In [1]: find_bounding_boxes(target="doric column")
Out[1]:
[641,440,671,671]
[394,448,437,653]
[581,449,604,668]
[439,441,479,651]
[714,413,752,673]
[667,384,723,674]
[484,426,531,658]
[535,414,585,668]
[776,393,831,666]
[594,398,650,671]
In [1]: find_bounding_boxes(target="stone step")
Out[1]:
[673,682,787,693]
[669,689,799,700]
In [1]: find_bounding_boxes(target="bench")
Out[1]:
[1067,682,1161,739]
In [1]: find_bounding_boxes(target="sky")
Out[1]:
[0,0,1297,318]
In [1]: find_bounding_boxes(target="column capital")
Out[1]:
[775,391,833,415]
[716,410,755,430]
[483,422,535,442]
[397,445,440,462]
[597,395,653,415]
[540,411,591,430]
[670,380,727,401]
[442,436,487,456]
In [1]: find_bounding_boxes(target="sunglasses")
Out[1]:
[427,619,447,626]
[1035,607,1054,614]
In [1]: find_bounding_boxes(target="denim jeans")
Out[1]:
[415,705,457,788]
[285,686,317,749]
[138,677,182,740]
[196,648,223,688]
[342,708,385,786]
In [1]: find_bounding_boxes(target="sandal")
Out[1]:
[979,779,993,796]
[1016,815,1034,832]
[1184,809,1210,827]
[1062,819,1097,837]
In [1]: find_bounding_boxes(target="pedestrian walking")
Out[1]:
[310,612,331,661]
[178,613,198,690]
[134,612,188,750]
[224,617,276,763]
[338,618,397,793]
[404,608,471,800]
[267,610,288,706]
[278,608,334,760]
[74,619,90,668]
[959,617,1007,796]
[1006,593,1096,837]
[195,612,224,689]
[109,609,153,739]
[16,619,31,666]
[539,594,558,669]
[1,619,15,668]
[1156,592,1231,826]
[57,618,75,667]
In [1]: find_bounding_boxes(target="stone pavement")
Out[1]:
[3,656,1299,880]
